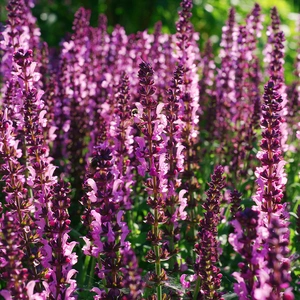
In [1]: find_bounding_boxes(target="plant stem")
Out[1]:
[193,276,201,300]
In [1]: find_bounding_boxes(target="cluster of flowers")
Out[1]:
[0,0,299,299]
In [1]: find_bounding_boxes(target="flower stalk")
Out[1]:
[135,61,168,299]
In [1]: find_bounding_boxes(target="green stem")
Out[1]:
[154,208,162,300]
[154,244,162,300]
[97,255,108,293]
[146,99,163,300]
[193,276,201,300]
[167,203,175,271]
[88,257,96,289]
[157,284,163,300]
[127,210,134,235]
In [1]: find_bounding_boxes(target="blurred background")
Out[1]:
[0,0,299,82]
[0,0,299,47]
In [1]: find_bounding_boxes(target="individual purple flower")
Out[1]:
[180,274,191,290]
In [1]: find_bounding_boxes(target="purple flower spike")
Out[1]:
[111,72,134,210]
[82,144,142,298]
[0,212,29,299]
[230,189,242,220]
[134,61,168,297]
[200,40,217,135]
[119,246,145,299]
[264,7,288,151]
[176,0,200,143]
[252,79,292,297]
[193,165,225,300]
[0,108,36,294]
[229,207,262,298]
[265,215,293,300]
[253,80,286,214]
[1,0,41,100]
[216,7,237,141]
[231,29,293,297]
[44,181,78,300]
[62,8,92,192]
[162,64,187,270]
[176,0,201,245]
